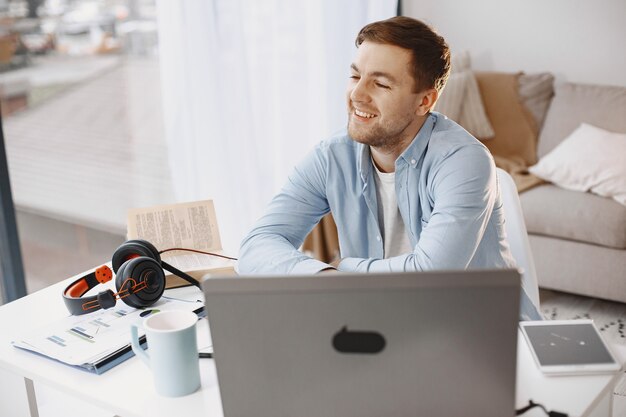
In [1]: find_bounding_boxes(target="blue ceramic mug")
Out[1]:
[130,310,201,397]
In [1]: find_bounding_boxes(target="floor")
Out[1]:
[16,210,125,294]
[3,55,175,236]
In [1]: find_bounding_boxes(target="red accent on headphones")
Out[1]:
[65,265,113,299]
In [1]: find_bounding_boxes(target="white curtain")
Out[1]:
[156,0,397,255]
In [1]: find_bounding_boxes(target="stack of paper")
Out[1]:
[12,286,204,374]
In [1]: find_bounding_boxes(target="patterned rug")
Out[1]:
[540,289,626,347]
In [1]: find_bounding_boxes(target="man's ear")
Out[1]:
[416,88,438,116]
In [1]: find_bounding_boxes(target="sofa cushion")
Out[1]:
[475,72,544,192]
[529,123,626,206]
[477,72,537,166]
[520,184,626,249]
[538,82,626,158]
[518,73,554,133]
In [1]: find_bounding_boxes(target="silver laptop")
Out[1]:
[203,269,520,417]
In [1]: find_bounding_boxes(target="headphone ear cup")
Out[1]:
[115,257,166,309]
[112,239,162,273]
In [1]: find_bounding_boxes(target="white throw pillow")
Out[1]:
[434,51,495,139]
[529,123,626,206]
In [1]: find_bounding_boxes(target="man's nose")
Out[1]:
[350,80,370,103]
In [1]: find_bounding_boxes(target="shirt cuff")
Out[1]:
[337,257,368,272]
[291,258,334,275]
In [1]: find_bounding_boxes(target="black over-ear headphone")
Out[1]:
[62,239,203,315]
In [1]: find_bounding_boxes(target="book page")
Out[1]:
[127,200,236,287]
[127,200,223,252]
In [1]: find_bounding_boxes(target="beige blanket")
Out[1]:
[476,72,545,192]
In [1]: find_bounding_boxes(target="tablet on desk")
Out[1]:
[520,320,621,375]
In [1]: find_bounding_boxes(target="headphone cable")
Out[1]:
[516,400,568,417]
[159,247,238,261]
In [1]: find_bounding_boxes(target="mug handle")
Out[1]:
[130,323,151,367]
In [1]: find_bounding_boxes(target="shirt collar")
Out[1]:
[357,113,437,183]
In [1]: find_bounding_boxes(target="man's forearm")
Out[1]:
[238,232,331,275]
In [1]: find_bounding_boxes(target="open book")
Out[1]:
[127,200,236,288]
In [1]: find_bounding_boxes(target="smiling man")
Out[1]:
[239,17,528,306]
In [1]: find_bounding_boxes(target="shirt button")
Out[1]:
[376,236,381,241]
[410,159,416,165]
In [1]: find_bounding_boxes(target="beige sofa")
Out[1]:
[476,74,626,303]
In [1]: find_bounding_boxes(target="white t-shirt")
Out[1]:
[372,162,413,258]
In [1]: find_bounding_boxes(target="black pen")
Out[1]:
[199,352,213,358]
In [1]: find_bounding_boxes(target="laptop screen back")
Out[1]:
[203,269,520,417]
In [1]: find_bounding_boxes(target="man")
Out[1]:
[239,16,539,319]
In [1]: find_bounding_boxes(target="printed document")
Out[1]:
[12,286,205,373]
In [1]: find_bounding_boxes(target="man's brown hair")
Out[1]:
[356,16,451,94]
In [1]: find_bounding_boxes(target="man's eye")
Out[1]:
[376,82,390,89]
[350,75,360,80]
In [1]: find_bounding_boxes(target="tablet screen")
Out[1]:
[524,323,615,366]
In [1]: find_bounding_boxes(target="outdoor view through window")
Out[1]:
[1,0,172,293]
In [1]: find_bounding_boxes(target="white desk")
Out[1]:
[0,275,621,417]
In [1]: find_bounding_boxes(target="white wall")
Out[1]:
[403,0,626,86]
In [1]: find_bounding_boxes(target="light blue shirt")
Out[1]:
[239,112,541,320]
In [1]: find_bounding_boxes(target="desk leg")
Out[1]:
[23,378,39,417]
[608,391,614,417]
[587,389,612,417]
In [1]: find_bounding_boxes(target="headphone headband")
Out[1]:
[62,266,115,315]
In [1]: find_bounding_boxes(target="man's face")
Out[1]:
[347,41,423,150]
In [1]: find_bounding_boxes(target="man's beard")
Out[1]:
[347,113,413,151]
